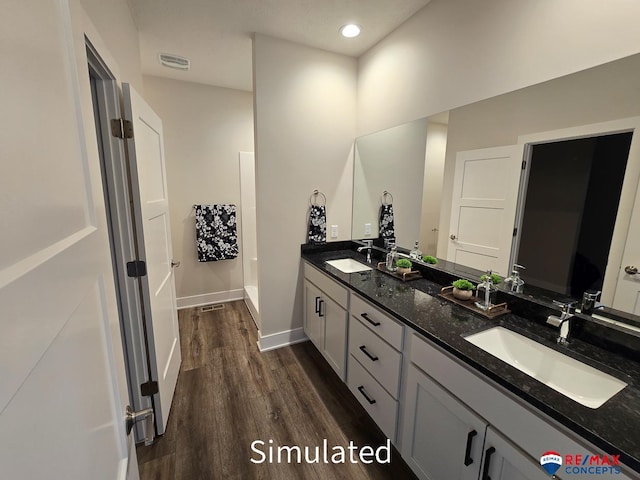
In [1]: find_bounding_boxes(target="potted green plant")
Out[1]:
[480,273,502,285]
[422,255,438,265]
[396,258,413,275]
[452,279,475,300]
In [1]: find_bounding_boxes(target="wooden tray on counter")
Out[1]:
[438,286,510,319]
[376,262,422,282]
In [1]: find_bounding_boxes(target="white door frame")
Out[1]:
[516,117,640,305]
[86,38,153,443]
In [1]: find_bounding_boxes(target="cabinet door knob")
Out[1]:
[450,234,457,240]
[625,265,638,275]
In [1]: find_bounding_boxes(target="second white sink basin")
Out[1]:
[325,258,372,273]
[464,326,627,408]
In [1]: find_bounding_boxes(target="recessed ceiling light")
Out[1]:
[340,24,361,38]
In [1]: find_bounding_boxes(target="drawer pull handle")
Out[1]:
[482,447,496,480]
[357,385,376,405]
[464,430,477,466]
[315,296,321,314]
[318,299,325,317]
[359,345,379,362]
[361,312,381,327]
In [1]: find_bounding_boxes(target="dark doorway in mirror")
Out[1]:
[517,132,632,297]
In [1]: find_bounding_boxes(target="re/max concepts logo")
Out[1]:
[540,450,622,476]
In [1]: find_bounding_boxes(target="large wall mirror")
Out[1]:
[352,52,640,319]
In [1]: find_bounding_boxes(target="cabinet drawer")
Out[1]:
[347,356,398,441]
[304,262,349,308]
[350,294,403,349]
[349,318,402,398]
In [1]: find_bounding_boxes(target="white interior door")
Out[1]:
[123,84,181,434]
[612,180,640,315]
[447,145,525,275]
[0,1,133,478]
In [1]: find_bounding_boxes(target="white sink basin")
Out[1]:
[325,258,372,273]
[464,327,627,408]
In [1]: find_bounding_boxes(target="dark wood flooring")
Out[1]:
[137,301,417,480]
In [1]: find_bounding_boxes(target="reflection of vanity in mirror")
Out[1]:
[352,53,640,323]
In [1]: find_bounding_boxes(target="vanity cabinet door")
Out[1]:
[401,364,487,480]
[322,294,347,379]
[303,276,348,380]
[480,427,562,480]
[304,280,324,349]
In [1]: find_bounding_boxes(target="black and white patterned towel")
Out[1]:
[195,204,239,262]
[307,205,327,244]
[379,203,395,239]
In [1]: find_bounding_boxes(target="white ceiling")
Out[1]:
[128,0,431,92]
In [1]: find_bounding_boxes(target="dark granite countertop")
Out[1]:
[301,246,640,474]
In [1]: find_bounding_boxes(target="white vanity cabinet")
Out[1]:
[402,332,633,480]
[401,364,488,480]
[347,294,404,441]
[480,427,560,480]
[402,364,554,480]
[303,263,349,380]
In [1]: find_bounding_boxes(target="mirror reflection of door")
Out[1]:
[516,133,632,298]
[447,145,525,275]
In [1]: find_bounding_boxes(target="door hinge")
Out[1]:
[521,160,527,170]
[513,227,518,237]
[126,260,147,277]
[110,118,134,139]
[140,380,159,397]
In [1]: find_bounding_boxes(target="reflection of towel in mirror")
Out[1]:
[307,205,326,244]
[195,204,239,261]
[379,204,395,239]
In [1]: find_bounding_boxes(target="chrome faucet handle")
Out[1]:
[552,300,577,318]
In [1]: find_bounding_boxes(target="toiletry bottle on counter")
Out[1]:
[409,241,422,261]
[386,244,398,272]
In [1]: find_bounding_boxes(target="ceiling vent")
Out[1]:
[159,53,190,71]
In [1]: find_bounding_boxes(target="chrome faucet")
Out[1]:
[546,300,577,344]
[357,240,374,263]
[505,264,526,293]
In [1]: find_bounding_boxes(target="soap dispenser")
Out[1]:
[505,264,526,293]
[386,243,398,272]
[409,241,423,261]
[475,270,495,311]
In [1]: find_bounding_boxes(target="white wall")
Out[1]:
[357,0,640,136]
[253,34,357,340]
[142,76,254,305]
[80,0,143,91]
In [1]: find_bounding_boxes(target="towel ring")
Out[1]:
[382,190,393,205]
[310,189,327,206]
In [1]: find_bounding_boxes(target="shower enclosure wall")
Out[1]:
[239,152,260,328]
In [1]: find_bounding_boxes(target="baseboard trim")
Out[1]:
[176,289,244,310]
[257,327,308,352]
